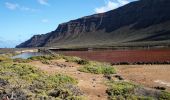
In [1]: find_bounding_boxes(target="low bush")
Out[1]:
[63,56,90,66]
[76,59,90,65]
[63,56,81,62]
[78,62,116,74]
[106,81,136,96]
[48,87,84,100]
[106,81,154,100]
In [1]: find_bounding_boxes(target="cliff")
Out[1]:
[16,0,170,48]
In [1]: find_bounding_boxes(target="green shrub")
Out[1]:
[48,74,78,85]
[78,62,116,74]
[106,82,136,96]
[63,56,81,62]
[76,59,90,65]
[106,81,154,100]
[63,56,91,66]
[49,87,85,100]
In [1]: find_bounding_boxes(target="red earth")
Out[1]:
[56,49,170,63]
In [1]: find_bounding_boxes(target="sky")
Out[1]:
[0,0,136,48]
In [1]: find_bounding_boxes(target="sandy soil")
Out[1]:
[29,60,108,100]
[115,65,170,91]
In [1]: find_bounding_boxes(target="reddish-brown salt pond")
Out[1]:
[55,49,170,63]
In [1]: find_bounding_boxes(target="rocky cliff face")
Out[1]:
[16,0,170,48]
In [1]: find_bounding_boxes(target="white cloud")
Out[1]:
[117,0,129,5]
[95,0,130,13]
[5,2,19,10]
[41,19,49,23]
[38,0,49,5]
[20,6,38,12]
[5,2,38,12]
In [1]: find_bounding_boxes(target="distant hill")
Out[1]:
[16,0,170,48]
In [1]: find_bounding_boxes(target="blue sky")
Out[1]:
[0,0,136,48]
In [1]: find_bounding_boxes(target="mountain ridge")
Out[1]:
[16,0,170,48]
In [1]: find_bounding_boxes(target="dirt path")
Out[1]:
[115,65,170,91]
[28,60,108,100]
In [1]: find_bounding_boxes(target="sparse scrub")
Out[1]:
[13,58,31,63]
[13,54,89,65]
[28,55,88,65]
[0,61,83,99]
[28,55,62,61]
